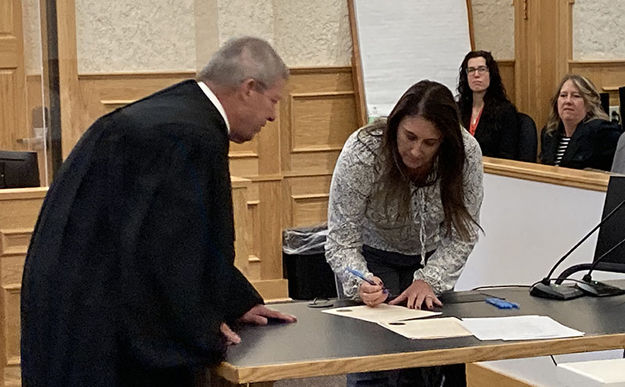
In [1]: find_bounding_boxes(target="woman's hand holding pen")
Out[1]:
[389,279,442,310]
[358,275,389,307]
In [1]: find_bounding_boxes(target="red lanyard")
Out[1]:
[469,106,483,136]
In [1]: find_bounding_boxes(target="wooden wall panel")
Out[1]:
[515,0,573,130]
[497,60,516,106]
[229,157,260,178]
[288,150,343,177]
[246,198,261,280]
[292,194,329,228]
[0,189,47,231]
[3,284,20,387]
[281,68,359,177]
[0,188,46,387]
[289,92,356,152]
[483,156,609,191]
[255,180,284,279]
[0,71,23,150]
[0,0,28,152]
[569,60,625,106]
[231,178,252,278]
[466,363,534,387]
[3,286,20,364]
[77,72,193,138]
[283,175,332,228]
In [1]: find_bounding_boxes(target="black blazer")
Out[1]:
[539,118,622,171]
[471,101,519,160]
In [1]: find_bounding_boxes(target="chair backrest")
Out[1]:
[517,112,538,162]
[611,132,625,174]
[600,92,610,115]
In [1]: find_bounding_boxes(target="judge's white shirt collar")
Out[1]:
[196,81,230,134]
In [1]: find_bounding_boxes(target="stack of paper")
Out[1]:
[322,304,439,324]
[323,305,585,341]
[379,317,472,339]
[459,315,584,341]
[322,304,472,339]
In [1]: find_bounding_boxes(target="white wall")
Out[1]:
[75,0,197,73]
[70,1,515,73]
[457,173,623,290]
[479,350,624,386]
[573,0,625,60]
[25,1,625,76]
[472,0,515,59]
[462,172,625,386]
[22,0,43,75]
[74,0,351,72]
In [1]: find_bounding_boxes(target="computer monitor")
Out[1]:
[593,175,625,273]
[0,150,40,188]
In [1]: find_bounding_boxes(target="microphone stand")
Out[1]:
[576,237,625,297]
[530,198,625,300]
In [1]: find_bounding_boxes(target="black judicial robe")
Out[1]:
[20,80,263,386]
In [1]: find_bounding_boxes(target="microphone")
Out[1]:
[576,235,625,297]
[530,198,625,300]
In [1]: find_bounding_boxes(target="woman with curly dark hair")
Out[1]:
[457,50,520,160]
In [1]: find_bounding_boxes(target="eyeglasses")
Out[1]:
[466,66,489,75]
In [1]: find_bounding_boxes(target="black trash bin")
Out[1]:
[282,224,337,300]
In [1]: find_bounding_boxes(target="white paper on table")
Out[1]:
[322,304,440,324]
[459,315,584,341]
[378,317,472,339]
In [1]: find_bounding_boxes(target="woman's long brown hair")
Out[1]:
[361,80,479,240]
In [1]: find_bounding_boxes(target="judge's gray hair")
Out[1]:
[197,36,288,90]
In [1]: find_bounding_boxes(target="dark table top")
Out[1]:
[216,286,625,383]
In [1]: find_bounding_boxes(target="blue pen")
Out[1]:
[485,297,519,309]
[346,268,390,295]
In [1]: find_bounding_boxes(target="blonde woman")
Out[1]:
[540,74,621,170]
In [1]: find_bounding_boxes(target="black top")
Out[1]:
[540,118,622,171]
[464,101,520,160]
[20,80,263,387]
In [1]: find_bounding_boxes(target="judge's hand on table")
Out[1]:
[239,304,297,325]
[389,279,442,310]
[358,275,389,307]
[220,305,297,345]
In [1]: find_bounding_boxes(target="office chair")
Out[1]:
[600,92,610,115]
[517,112,538,162]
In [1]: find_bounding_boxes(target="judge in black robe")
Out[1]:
[21,37,294,387]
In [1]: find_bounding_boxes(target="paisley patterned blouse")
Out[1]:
[325,121,484,298]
